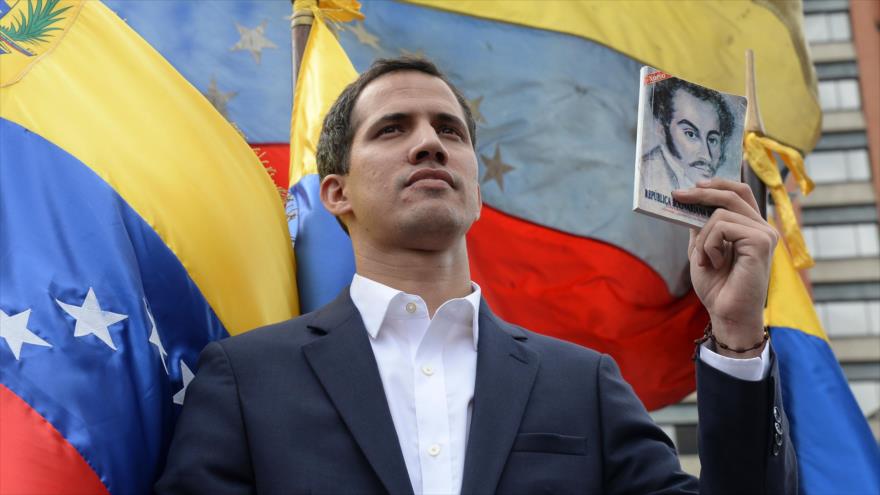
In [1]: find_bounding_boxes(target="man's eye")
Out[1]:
[707,136,719,146]
[438,126,461,137]
[378,125,401,136]
[683,129,696,139]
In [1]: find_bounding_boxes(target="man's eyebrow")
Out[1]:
[676,119,700,135]
[364,111,468,135]
[368,113,408,128]
[435,112,466,129]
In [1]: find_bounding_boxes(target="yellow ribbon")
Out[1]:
[294,0,364,22]
[744,132,815,270]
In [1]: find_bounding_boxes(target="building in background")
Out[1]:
[653,0,880,475]
[800,0,879,442]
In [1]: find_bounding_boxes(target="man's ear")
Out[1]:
[320,174,352,217]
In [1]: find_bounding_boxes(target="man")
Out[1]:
[640,77,736,192]
[158,58,795,494]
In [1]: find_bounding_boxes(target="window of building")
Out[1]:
[804,12,852,43]
[847,149,871,181]
[856,224,880,255]
[805,149,871,184]
[818,79,862,111]
[803,223,880,259]
[815,300,880,337]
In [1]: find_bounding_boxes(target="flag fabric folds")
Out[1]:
[0,1,297,493]
[104,0,821,412]
[287,2,359,313]
[765,237,880,493]
[407,0,821,153]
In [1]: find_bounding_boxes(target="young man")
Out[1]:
[158,58,795,494]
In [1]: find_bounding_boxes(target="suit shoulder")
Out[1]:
[216,309,320,353]
[512,323,605,366]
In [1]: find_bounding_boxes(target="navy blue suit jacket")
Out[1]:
[157,290,796,494]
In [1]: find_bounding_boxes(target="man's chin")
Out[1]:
[397,209,473,249]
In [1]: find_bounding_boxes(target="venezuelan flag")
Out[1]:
[0,1,297,493]
[106,0,820,410]
[765,241,880,493]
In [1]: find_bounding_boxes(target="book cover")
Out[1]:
[633,67,747,228]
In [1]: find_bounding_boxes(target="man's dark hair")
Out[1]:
[316,57,477,181]
[651,77,735,165]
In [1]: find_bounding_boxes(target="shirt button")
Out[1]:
[421,365,434,376]
[405,302,417,313]
[428,444,441,456]
[773,406,781,422]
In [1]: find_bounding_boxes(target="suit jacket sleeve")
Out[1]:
[596,354,699,494]
[696,345,798,494]
[155,341,256,495]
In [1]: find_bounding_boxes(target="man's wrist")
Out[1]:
[706,318,767,359]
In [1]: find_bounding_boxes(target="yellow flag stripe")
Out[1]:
[405,0,820,153]
[289,12,359,186]
[0,1,298,334]
[765,222,827,341]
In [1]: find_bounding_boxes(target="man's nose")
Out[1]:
[697,139,711,163]
[408,124,447,166]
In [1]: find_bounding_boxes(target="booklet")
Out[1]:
[632,66,747,228]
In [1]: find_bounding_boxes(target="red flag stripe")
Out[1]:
[467,205,708,410]
[250,143,290,192]
[0,384,108,495]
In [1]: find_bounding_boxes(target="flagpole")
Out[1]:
[743,49,768,219]
[290,1,314,101]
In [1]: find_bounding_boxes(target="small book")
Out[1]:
[632,66,747,228]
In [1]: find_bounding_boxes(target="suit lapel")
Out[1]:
[302,291,414,495]
[460,301,540,494]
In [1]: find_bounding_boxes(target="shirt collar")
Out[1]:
[350,273,481,350]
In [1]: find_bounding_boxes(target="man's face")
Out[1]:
[664,89,722,185]
[333,70,481,251]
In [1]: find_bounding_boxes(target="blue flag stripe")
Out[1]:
[770,326,880,493]
[0,118,229,494]
[287,174,356,313]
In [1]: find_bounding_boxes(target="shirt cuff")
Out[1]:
[699,341,771,381]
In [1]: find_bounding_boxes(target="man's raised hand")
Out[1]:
[672,178,778,359]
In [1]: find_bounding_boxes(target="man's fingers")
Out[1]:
[688,228,707,267]
[672,179,761,220]
[700,178,761,212]
[694,209,775,251]
[692,209,778,269]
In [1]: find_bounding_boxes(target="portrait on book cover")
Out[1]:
[639,73,746,193]
[634,69,747,227]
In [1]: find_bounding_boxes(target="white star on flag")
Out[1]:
[231,20,277,64]
[1,309,51,360]
[173,360,195,405]
[144,299,168,374]
[56,288,128,350]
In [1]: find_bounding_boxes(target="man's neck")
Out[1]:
[353,240,473,317]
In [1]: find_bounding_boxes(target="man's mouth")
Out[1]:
[405,168,455,188]
[689,161,713,175]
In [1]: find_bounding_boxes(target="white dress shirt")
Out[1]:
[349,274,768,495]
